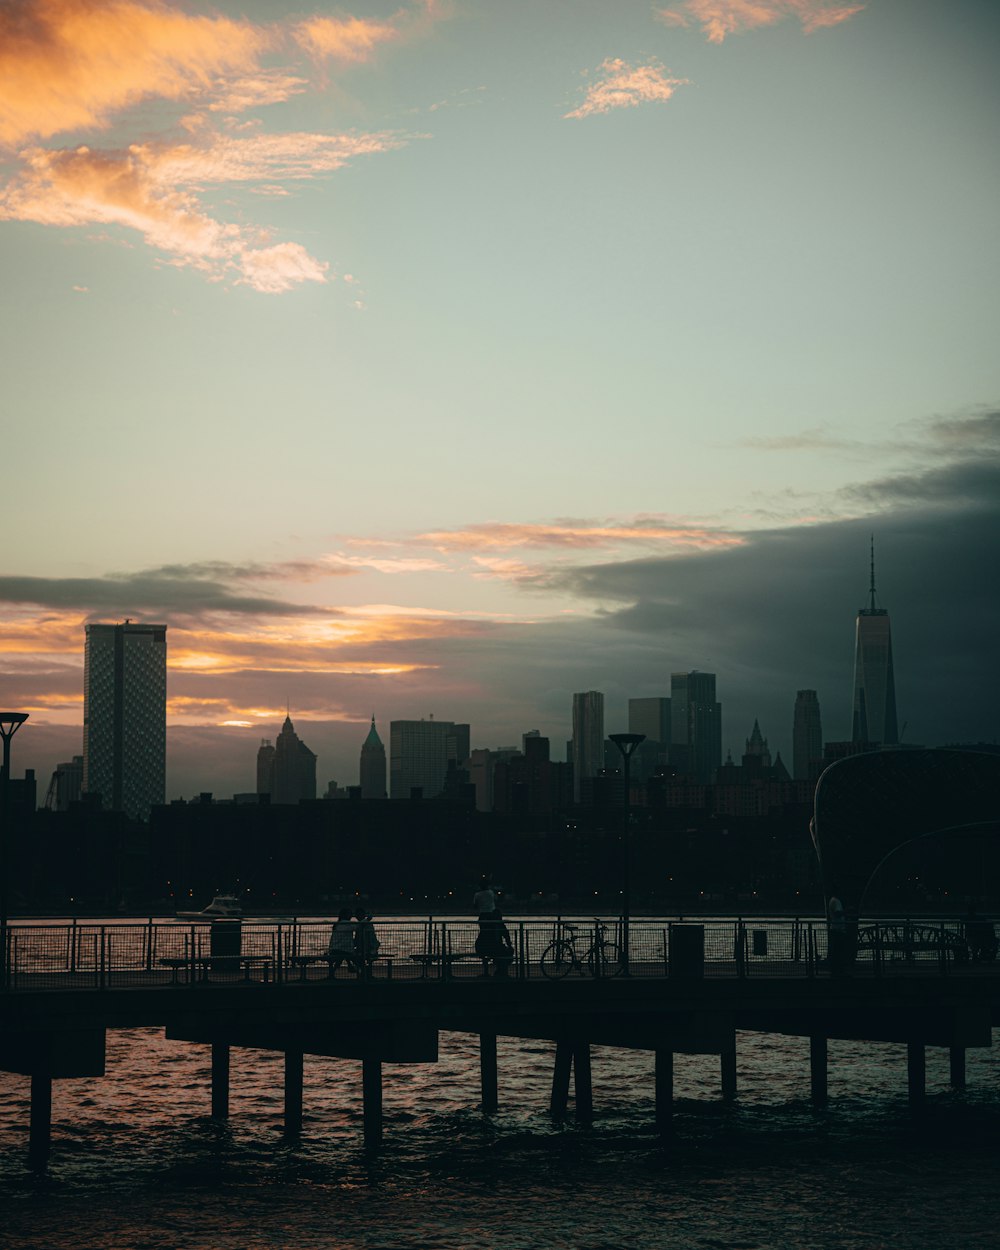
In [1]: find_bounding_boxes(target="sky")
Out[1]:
[1,0,998,800]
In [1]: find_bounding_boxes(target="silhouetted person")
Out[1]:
[326,906,358,976]
[354,907,380,976]
[828,895,848,976]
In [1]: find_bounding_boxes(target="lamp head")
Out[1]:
[609,732,645,759]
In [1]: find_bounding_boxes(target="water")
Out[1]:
[2,1026,1000,1249]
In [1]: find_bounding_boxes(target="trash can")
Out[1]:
[669,924,705,979]
[752,930,768,957]
[210,920,242,972]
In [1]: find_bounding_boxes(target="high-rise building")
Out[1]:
[256,739,275,796]
[83,621,167,820]
[851,540,899,746]
[572,690,604,803]
[670,671,722,784]
[628,697,670,746]
[53,755,84,811]
[389,718,470,800]
[269,715,317,804]
[359,716,387,799]
[792,690,823,780]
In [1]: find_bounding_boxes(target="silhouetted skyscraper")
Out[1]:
[83,621,166,820]
[268,715,316,804]
[256,739,275,796]
[390,718,470,799]
[572,690,604,803]
[629,697,670,745]
[359,715,386,799]
[851,541,898,746]
[670,671,722,783]
[793,689,823,780]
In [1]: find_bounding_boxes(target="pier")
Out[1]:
[1,914,997,1166]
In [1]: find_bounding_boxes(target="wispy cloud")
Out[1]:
[656,0,864,43]
[416,519,741,552]
[0,0,432,291]
[565,58,689,120]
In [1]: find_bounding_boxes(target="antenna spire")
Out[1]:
[868,534,877,611]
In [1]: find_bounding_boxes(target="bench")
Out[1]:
[409,951,484,978]
[289,953,394,981]
[158,954,275,984]
[855,925,969,963]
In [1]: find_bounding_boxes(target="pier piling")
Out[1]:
[28,1071,51,1169]
[907,1042,925,1104]
[211,1043,230,1120]
[362,1058,382,1150]
[655,1049,673,1134]
[550,1040,573,1116]
[574,1043,593,1122]
[721,1047,737,1101]
[809,1035,828,1107]
[284,1049,303,1136]
[479,1031,498,1113]
[949,1046,966,1090]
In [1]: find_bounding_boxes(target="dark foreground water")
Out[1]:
[2,1027,999,1250]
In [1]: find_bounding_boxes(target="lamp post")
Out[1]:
[0,712,29,990]
[609,732,644,974]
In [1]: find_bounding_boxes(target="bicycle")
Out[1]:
[539,918,625,979]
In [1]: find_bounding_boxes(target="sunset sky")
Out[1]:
[1,0,998,799]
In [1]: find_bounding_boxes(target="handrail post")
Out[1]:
[276,924,283,984]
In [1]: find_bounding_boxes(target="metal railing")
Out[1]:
[2,916,995,992]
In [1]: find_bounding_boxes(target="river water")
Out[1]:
[2,1026,999,1250]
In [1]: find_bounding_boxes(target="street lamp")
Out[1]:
[0,712,29,990]
[609,732,644,974]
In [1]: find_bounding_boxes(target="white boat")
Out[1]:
[175,894,242,921]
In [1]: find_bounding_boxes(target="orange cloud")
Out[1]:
[416,520,743,552]
[0,0,269,148]
[0,130,400,290]
[293,16,399,63]
[565,58,688,120]
[0,2,429,292]
[656,0,864,43]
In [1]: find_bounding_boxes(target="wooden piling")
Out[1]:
[721,1047,737,1101]
[284,1049,303,1136]
[574,1043,593,1121]
[479,1031,498,1113]
[655,1048,673,1134]
[362,1058,382,1150]
[907,1041,926,1104]
[28,1072,52,1169]
[550,1040,573,1116]
[810,1035,828,1107]
[211,1042,230,1120]
[949,1046,966,1090]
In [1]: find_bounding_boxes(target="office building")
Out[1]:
[53,755,84,811]
[629,696,670,746]
[359,716,387,799]
[670,671,722,784]
[572,690,604,803]
[851,541,899,746]
[390,718,470,800]
[271,715,317,804]
[256,739,275,796]
[83,621,167,820]
[792,690,823,780]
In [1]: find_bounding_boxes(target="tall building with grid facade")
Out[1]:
[851,541,899,746]
[83,622,167,820]
[572,690,605,803]
[670,670,722,784]
[389,718,470,800]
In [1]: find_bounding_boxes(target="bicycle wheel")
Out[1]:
[587,940,625,978]
[540,939,575,979]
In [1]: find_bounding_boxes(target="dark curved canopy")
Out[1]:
[811,748,1000,915]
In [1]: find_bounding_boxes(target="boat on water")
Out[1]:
[175,894,242,921]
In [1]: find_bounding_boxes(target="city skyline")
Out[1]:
[1,1,998,796]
